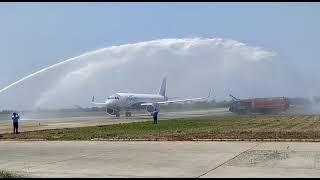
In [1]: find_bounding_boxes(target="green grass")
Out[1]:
[0,170,24,178]
[1,114,320,140]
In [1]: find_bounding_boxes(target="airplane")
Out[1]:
[91,77,211,117]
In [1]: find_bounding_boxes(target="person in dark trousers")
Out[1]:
[153,109,158,124]
[12,112,20,134]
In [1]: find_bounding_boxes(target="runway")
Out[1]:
[0,108,229,134]
[1,108,319,177]
[1,141,320,178]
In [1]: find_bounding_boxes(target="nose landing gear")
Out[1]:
[115,111,120,117]
[125,112,131,117]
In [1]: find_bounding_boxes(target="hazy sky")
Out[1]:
[0,2,319,109]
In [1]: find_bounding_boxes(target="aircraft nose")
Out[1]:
[106,99,115,107]
[106,99,112,105]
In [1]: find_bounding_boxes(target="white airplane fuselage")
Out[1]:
[92,77,210,117]
[106,93,166,111]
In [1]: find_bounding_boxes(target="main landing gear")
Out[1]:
[114,111,131,117]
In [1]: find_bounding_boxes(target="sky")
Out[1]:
[0,2,319,110]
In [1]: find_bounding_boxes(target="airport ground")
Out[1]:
[0,108,229,135]
[1,110,320,140]
[1,108,320,177]
[1,141,320,178]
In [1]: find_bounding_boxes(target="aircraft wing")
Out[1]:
[141,90,211,106]
[92,102,108,105]
[91,96,107,105]
[140,102,154,106]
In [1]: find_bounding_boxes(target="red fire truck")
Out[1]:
[229,94,290,114]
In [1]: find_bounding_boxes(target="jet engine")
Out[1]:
[145,104,160,113]
[106,108,115,115]
[146,105,155,113]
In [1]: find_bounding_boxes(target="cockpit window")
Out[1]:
[107,96,119,100]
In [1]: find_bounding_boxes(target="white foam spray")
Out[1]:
[0,47,112,94]
[1,37,302,111]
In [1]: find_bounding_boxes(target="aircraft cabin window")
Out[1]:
[108,97,119,100]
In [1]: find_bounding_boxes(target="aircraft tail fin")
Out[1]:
[158,77,166,97]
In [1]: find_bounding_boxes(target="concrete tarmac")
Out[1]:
[1,141,320,178]
[0,108,229,134]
